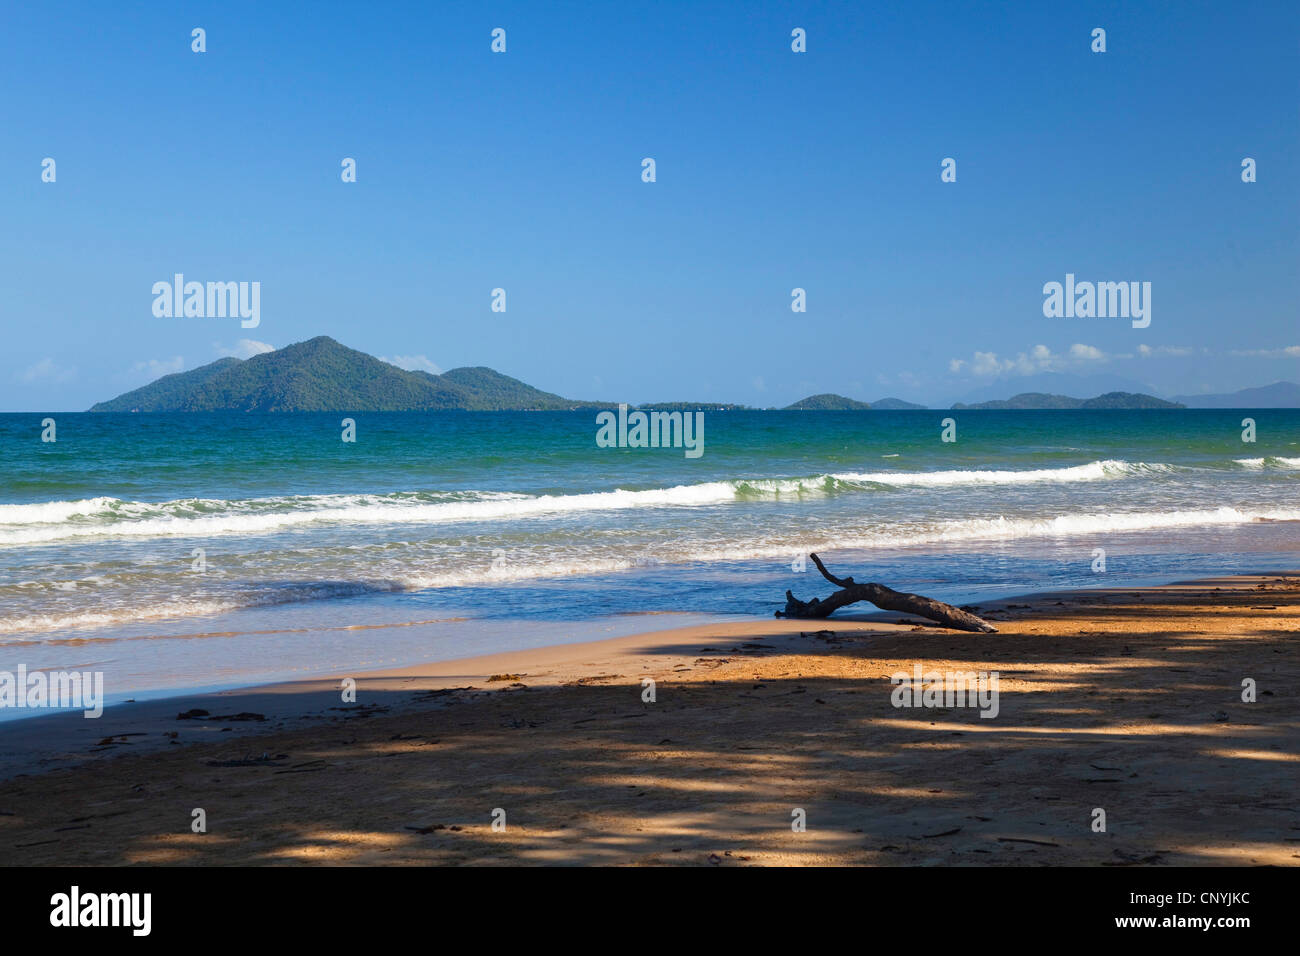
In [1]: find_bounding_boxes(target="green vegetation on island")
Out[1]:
[783,394,872,410]
[90,337,603,412]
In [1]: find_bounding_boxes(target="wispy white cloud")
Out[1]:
[215,339,275,359]
[130,357,184,379]
[1228,345,1300,358]
[1137,344,1196,358]
[17,358,77,384]
[875,370,924,387]
[948,343,1110,378]
[381,354,443,374]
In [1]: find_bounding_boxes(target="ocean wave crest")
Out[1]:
[0,459,1185,545]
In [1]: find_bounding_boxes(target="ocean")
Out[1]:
[1,409,1297,706]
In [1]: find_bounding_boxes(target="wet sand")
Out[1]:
[1,574,1297,865]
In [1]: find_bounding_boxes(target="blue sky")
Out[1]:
[2,0,1296,410]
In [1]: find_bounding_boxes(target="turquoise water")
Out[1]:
[1,409,1297,700]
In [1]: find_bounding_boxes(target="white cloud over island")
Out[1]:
[215,339,276,359]
[1228,345,1300,358]
[130,357,184,379]
[948,344,1111,378]
[381,354,443,374]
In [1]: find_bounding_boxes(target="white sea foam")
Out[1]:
[5,502,1295,635]
[0,484,743,545]
[1235,456,1300,469]
[0,580,397,636]
[0,496,121,524]
[670,505,1300,563]
[833,459,1168,487]
[0,460,1173,545]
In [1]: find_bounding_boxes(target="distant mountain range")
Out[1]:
[88,337,1300,411]
[782,384,1298,410]
[870,397,928,410]
[1171,382,1300,408]
[951,391,1184,410]
[782,391,1184,410]
[945,371,1157,407]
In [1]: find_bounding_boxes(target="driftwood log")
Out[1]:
[776,553,997,633]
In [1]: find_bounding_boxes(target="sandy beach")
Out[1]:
[1,573,1296,866]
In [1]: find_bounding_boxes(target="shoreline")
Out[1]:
[8,556,1300,716]
[0,568,1233,731]
[1,572,1297,865]
[0,608,743,719]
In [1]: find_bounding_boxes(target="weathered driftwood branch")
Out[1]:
[776,553,997,633]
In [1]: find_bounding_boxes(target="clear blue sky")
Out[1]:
[2,0,1296,410]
